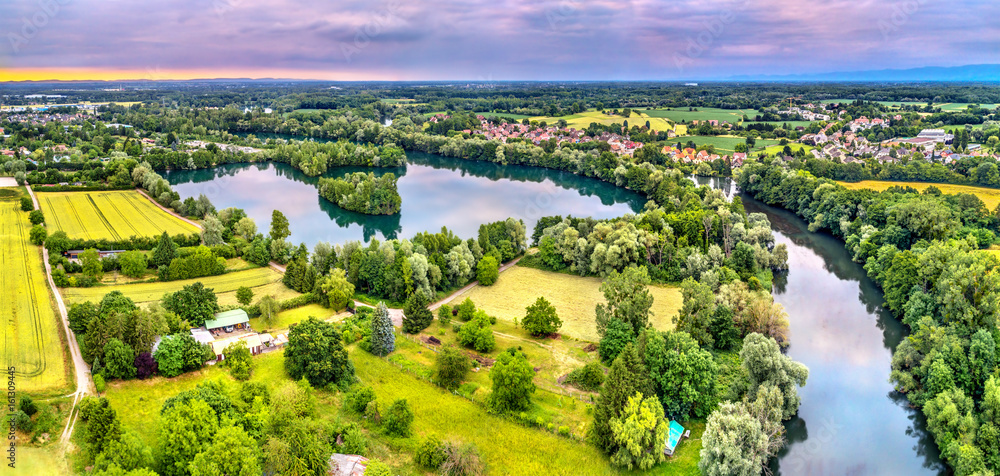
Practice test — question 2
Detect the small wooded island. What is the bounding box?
[318,171,402,215]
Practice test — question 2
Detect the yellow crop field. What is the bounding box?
[62,267,300,306]
[0,196,69,394]
[838,180,1000,210]
[37,190,199,241]
[529,110,679,134]
[447,266,682,342]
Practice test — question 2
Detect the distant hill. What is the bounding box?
[728,64,1000,82]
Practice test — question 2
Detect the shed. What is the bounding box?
[664,420,686,456]
[190,328,215,345]
[204,309,249,332]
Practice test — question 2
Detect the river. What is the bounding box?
[163,152,646,248]
[691,176,945,476]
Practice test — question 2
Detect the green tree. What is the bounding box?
[81,248,103,279]
[675,277,716,347]
[520,296,562,337]
[594,343,653,453]
[29,225,46,245]
[487,348,535,413]
[20,196,33,211]
[476,255,499,285]
[699,386,785,476]
[458,310,496,353]
[103,338,136,380]
[83,397,121,455]
[740,333,809,420]
[222,342,253,381]
[435,346,471,390]
[369,302,396,356]
[383,399,414,437]
[234,217,256,239]
[609,392,668,470]
[256,295,280,328]
[154,334,207,378]
[150,232,178,268]
[319,268,354,309]
[235,286,254,306]
[402,290,433,334]
[364,460,392,476]
[159,400,219,476]
[163,282,219,327]
[201,214,224,246]
[643,330,718,420]
[189,425,261,476]
[596,265,654,337]
[284,317,355,387]
[119,250,148,278]
[269,209,290,242]
[93,431,152,473]
[456,298,477,321]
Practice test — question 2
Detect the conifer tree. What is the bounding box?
[370,302,396,356]
[593,343,653,453]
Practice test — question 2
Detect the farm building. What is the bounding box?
[211,333,263,360]
[664,420,688,456]
[204,309,250,333]
[189,328,215,345]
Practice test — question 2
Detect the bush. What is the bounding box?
[364,460,392,476]
[134,352,157,379]
[564,362,605,391]
[236,286,254,306]
[521,296,562,337]
[20,196,33,211]
[456,298,477,322]
[476,256,499,285]
[222,342,253,380]
[29,225,47,245]
[18,395,37,417]
[487,348,535,414]
[344,385,377,413]
[441,442,485,476]
[364,400,381,423]
[383,399,414,437]
[28,209,44,225]
[457,310,495,353]
[14,411,32,434]
[94,374,106,393]
[339,423,367,455]
[415,435,448,469]
[437,304,452,325]
[436,346,472,390]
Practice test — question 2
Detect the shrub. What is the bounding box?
[344,385,377,414]
[383,399,414,437]
[14,411,32,434]
[339,423,366,455]
[565,362,605,391]
[20,196,33,211]
[521,296,562,337]
[134,352,157,379]
[456,298,476,322]
[476,256,499,285]
[236,286,254,306]
[415,435,448,469]
[441,442,485,476]
[94,374,106,393]
[437,304,452,325]
[487,348,536,414]
[436,346,472,390]
[222,342,253,380]
[364,400,381,423]
[457,310,495,353]
[364,460,392,476]
[29,225,47,245]
[18,396,37,417]
[28,209,44,225]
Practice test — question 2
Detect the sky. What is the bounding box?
[0,0,998,81]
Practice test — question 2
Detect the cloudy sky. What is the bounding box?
[0,0,998,81]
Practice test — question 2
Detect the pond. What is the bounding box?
[690,176,945,476]
[163,152,647,247]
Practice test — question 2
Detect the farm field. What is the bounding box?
[37,190,200,241]
[639,107,759,124]
[763,143,815,155]
[936,103,998,111]
[0,192,69,394]
[446,265,682,342]
[674,135,781,153]
[61,266,299,306]
[529,110,678,133]
[837,180,1000,210]
[751,120,815,129]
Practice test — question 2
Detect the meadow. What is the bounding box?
[37,190,199,241]
[0,192,69,394]
[672,135,781,153]
[445,266,682,342]
[61,266,299,306]
[837,180,1000,210]
[638,107,759,124]
[763,143,815,156]
[247,303,345,332]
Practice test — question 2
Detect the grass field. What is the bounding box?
[529,110,678,133]
[37,190,199,241]
[248,303,346,332]
[838,180,1000,210]
[0,195,69,394]
[446,266,682,342]
[61,266,299,306]
[639,107,759,124]
[10,446,71,476]
[673,135,781,153]
[763,143,815,156]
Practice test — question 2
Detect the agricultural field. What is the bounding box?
[935,103,999,111]
[446,266,682,342]
[751,120,815,129]
[763,143,816,155]
[838,180,1000,210]
[37,190,200,241]
[529,110,678,133]
[673,135,781,153]
[61,266,299,306]
[639,107,759,124]
[0,190,69,394]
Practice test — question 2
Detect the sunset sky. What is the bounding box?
[1,0,998,81]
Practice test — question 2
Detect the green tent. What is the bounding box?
[664,420,685,456]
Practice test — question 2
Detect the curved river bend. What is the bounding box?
[694,176,945,476]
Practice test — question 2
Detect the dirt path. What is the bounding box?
[134,187,203,230]
[27,185,91,445]
[269,261,287,273]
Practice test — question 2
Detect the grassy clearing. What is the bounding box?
[10,446,71,476]
[838,180,1000,210]
[668,135,780,154]
[61,266,299,306]
[763,143,816,155]
[248,303,346,333]
[446,266,682,342]
[1,196,69,393]
[37,190,199,241]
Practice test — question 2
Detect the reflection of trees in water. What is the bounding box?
[406,152,646,211]
[891,390,949,474]
[317,195,401,241]
[768,416,808,476]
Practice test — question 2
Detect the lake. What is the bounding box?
[691,176,945,476]
[163,152,647,247]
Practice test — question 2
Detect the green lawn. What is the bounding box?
[670,135,781,153]
[248,303,346,334]
[638,108,759,124]
[763,143,815,156]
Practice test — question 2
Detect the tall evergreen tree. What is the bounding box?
[150,232,177,268]
[370,302,396,356]
[402,291,433,334]
[593,343,653,454]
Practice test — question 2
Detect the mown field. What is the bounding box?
[673,135,781,153]
[446,266,682,342]
[37,190,199,241]
[100,347,701,476]
[61,266,299,306]
[763,143,815,155]
[838,180,1000,210]
[639,107,759,124]
[247,303,346,332]
[0,192,69,394]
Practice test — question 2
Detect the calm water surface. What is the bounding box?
[691,176,945,475]
[163,152,646,247]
